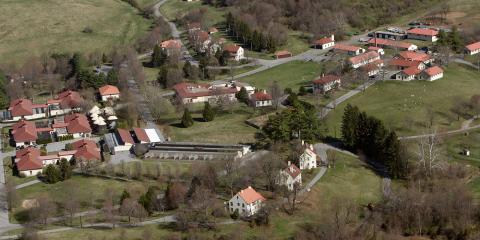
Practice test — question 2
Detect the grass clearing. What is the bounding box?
[323,64,480,137]
[160,0,225,27]
[0,0,151,64]
[161,103,258,144]
[238,61,334,90]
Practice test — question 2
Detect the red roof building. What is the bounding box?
[368,38,418,51]
[466,41,480,55]
[173,82,238,104]
[223,44,240,54]
[349,51,381,68]
[133,127,150,143]
[238,186,266,204]
[333,44,364,55]
[274,50,292,59]
[15,147,42,171]
[313,35,335,49]
[389,58,425,70]
[312,75,341,93]
[72,139,101,161]
[48,90,83,109]
[11,119,37,143]
[161,39,182,50]
[117,128,135,145]
[9,99,33,117]
[99,85,120,96]
[420,66,444,81]
[64,113,92,134]
[407,28,439,42]
[398,51,432,63]
[250,91,273,107]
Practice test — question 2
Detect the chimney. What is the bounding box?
[262,89,267,94]
[331,34,335,41]
[322,73,325,77]
[301,140,305,146]
[309,144,314,151]
[287,161,291,166]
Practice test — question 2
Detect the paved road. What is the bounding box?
[398,123,480,140]
[15,180,40,190]
[0,137,21,234]
[454,58,480,70]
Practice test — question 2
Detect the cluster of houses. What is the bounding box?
[8,85,123,178]
[390,51,444,81]
[370,27,439,43]
[228,141,323,217]
[173,81,273,108]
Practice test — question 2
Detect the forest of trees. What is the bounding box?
[341,104,408,179]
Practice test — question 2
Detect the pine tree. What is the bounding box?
[71,53,86,77]
[106,69,118,85]
[448,26,463,53]
[59,159,72,181]
[102,53,108,63]
[181,108,194,128]
[44,165,60,184]
[202,102,215,122]
[298,86,307,96]
[235,87,249,104]
[383,131,406,179]
[151,45,167,67]
[183,60,192,79]
[341,104,359,149]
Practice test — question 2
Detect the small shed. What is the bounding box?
[275,50,292,59]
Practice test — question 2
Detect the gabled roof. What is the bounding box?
[224,44,241,53]
[48,90,83,109]
[407,28,439,36]
[196,31,210,42]
[12,119,37,142]
[9,99,33,117]
[133,127,150,143]
[389,58,424,68]
[16,147,42,171]
[466,41,480,51]
[117,128,135,145]
[161,39,182,49]
[424,66,443,76]
[64,113,92,134]
[72,139,101,161]
[312,75,341,84]
[368,38,416,49]
[402,66,422,76]
[398,51,431,62]
[99,85,120,96]
[274,50,292,56]
[333,44,362,52]
[173,82,238,99]
[349,51,380,65]
[315,37,334,45]
[283,163,301,179]
[251,91,272,101]
[237,186,266,204]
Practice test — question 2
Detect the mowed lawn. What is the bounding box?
[161,103,258,144]
[239,61,330,90]
[0,0,151,64]
[323,64,480,137]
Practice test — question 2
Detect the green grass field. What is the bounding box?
[323,64,480,137]
[159,0,225,27]
[162,103,258,144]
[0,0,151,64]
[238,61,335,90]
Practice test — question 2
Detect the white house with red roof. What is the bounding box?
[5,99,47,122]
[299,142,320,170]
[99,85,120,102]
[419,66,444,81]
[71,139,101,163]
[250,90,272,108]
[349,51,381,69]
[313,35,335,49]
[312,74,341,93]
[223,44,244,61]
[228,186,266,217]
[368,38,418,51]
[173,82,238,104]
[277,162,302,191]
[47,90,83,117]
[389,58,426,71]
[465,41,480,55]
[333,44,365,56]
[160,39,182,56]
[367,46,385,55]
[398,51,433,64]
[407,28,439,42]
[11,120,38,148]
[53,113,92,139]
[14,147,76,177]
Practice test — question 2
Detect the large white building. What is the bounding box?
[407,28,439,42]
[173,82,238,104]
[312,75,341,94]
[228,186,266,217]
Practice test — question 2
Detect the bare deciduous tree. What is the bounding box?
[416,130,443,178]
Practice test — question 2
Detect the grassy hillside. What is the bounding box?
[0,0,151,64]
[323,64,480,137]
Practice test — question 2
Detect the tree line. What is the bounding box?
[341,104,408,179]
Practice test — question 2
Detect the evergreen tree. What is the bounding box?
[181,108,194,128]
[138,187,156,215]
[71,53,86,77]
[341,104,360,149]
[59,159,72,181]
[183,60,192,79]
[157,66,168,87]
[102,53,108,63]
[298,86,307,96]
[106,69,119,85]
[151,45,167,67]
[235,87,249,104]
[448,26,463,53]
[44,164,60,184]
[0,69,8,108]
[437,30,448,46]
[383,131,407,179]
[202,102,215,122]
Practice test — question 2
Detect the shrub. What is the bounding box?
[82,27,93,34]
